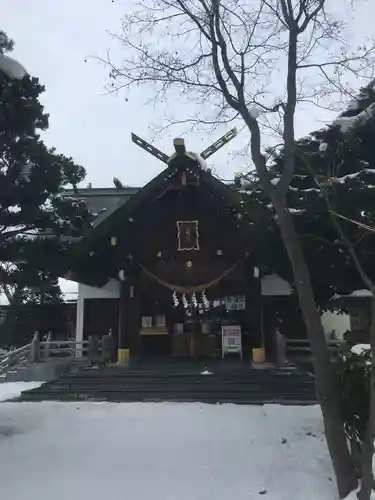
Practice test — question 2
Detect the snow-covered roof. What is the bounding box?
[351,343,371,355]
[334,289,372,299]
[186,152,208,170]
[167,151,209,170]
[63,187,139,228]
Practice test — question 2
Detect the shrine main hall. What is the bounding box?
[64,132,299,364]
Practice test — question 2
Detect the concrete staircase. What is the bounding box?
[17,362,317,405]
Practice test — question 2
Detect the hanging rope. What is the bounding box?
[139,260,241,294]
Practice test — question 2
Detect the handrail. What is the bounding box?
[286,338,344,345]
[0,332,114,379]
[286,337,344,355]
[41,340,91,347]
[0,342,33,377]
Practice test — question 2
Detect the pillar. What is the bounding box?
[118,278,140,364]
[75,284,85,358]
[245,262,265,363]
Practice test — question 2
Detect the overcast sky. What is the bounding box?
[2,0,375,297]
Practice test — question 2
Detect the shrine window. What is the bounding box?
[177,220,199,251]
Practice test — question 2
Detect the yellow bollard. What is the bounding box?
[252,347,266,364]
[117,348,130,365]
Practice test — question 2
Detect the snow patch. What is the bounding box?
[0,381,43,402]
[344,486,375,500]
[288,208,305,214]
[333,102,375,133]
[336,168,375,184]
[0,402,336,500]
[249,107,260,119]
[200,370,213,375]
[319,142,328,152]
[333,289,372,300]
[7,205,21,213]
[0,55,28,80]
[238,189,253,196]
[347,99,360,111]
[270,177,280,186]
[346,289,372,298]
[186,151,208,170]
[289,186,320,194]
[351,344,371,355]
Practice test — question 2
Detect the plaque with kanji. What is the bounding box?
[177,220,199,251]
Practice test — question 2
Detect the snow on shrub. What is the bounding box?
[334,345,371,447]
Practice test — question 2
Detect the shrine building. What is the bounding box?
[63,132,302,364]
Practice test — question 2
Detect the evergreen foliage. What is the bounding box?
[240,79,375,307]
[0,32,93,310]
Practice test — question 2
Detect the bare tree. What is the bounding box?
[104,1,375,496]
[308,141,375,499]
[327,209,375,500]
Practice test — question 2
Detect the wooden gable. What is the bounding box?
[66,152,250,287]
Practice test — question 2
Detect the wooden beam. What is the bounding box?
[200,128,237,160]
[131,133,169,164]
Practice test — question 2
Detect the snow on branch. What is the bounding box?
[288,208,305,214]
[333,102,375,133]
[334,168,375,184]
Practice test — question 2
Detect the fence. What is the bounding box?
[0,331,115,379]
[285,337,344,357]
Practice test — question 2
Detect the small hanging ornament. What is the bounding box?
[202,290,210,310]
[192,292,198,309]
[182,293,189,309]
[172,291,179,308]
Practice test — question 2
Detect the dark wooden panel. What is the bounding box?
[83,298,119,343]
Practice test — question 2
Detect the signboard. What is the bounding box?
[221,325,242,359]
[141,316,152,328]
[225,295,246,311]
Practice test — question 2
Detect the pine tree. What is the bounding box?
[241,79,375,306]
[0,32,93,317]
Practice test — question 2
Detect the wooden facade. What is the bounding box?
[67,146,296,362]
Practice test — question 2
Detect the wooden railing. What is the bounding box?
[0,342,34,378]
[286,337,344,356]
[0,332,115,379]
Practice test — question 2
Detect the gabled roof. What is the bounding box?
[64,186,140,228]
[69,154,243,255]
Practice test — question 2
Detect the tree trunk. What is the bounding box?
[274,199,358,498]
[358,296,375,500]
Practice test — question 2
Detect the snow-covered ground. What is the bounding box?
[0,401,338,500]
[0,381,43,402]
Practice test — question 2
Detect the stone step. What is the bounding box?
[60,372,313,382]
[19,390,316,404]
[16,364,317,405]
[64,375,308,382]
[35,385,315,397]
[21,384,315,394]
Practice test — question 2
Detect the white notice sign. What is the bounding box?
[221,325,242,359]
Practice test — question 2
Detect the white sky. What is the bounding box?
[1,0,375,297]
